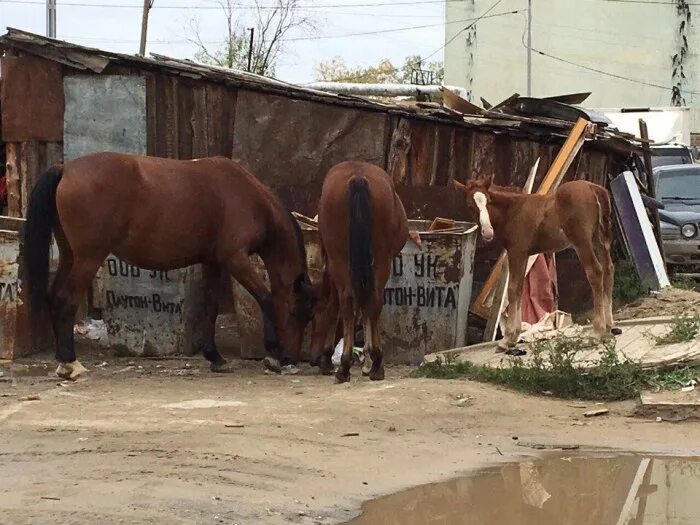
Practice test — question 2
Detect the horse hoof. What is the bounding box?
[56,360,88,381]
[335,370,350,384]
[610,327,622,336]
[316,355,334,376]
[504,347,527,357]
[369,368,385,381]
[210,360,235,373]
[262,357,282,374]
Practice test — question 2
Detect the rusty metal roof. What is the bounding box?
[0,28,639,149]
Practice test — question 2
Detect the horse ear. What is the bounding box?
[452,180,466,192]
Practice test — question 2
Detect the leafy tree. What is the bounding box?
[315,55,444,84]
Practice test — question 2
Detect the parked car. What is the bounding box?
[650,144,694,169]
[653,164,700,277]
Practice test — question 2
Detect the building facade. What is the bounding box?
[444,0,699,140]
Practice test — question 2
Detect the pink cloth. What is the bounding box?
[520,253,558,324]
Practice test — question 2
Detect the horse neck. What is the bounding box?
[486,190,519,230]
[261,212,306,292]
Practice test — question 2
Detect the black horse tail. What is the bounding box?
[24,165,63,325]
[347,176,374,309]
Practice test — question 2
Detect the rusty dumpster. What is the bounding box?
[97,256,209,356]
[0,216,54,359]
[231,219,479,364]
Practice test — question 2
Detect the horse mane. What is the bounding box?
[252,174,308,277]
[490,184,525,194]
[287,210,309,275]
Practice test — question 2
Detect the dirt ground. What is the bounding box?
[2,350,699,524]
[615,286,700,320]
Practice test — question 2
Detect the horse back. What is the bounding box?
[56,152,272,268]
[319,161,408,255]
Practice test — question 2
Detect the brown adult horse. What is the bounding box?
[453,177,615,350]
[309,161,408,383]
[24,152,314,379]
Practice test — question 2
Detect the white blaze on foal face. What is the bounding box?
[473,191,494,241]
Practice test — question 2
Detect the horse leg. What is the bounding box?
[498,252,527,351]
[319,286,339,375]
[310,282,339,375]
[225,252,286,371]
[335,295,355,384]
[594,241,615,333]
[366,310,385,381]
[365,261,390,380]
[361,317,372,376]
[52,256,104,380]
[575,243,606,338]
[199,264,233,373]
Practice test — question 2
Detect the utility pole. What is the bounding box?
[139,0,153,57]
[526,0,532,96]
[46,0,57,38]
[247,28,254,72]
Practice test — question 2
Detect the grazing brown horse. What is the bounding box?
[453,177,615,349]
[24,152,313,379]
[309,161,408,383]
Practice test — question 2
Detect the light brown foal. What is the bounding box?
[453,178,615,349]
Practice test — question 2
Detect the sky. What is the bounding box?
[0,0,447,84]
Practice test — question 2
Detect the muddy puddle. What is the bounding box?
[348,455,700,525]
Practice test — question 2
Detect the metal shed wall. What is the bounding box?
[1,50,627,317]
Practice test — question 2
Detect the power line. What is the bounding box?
[286,10,523,42]
[40,10,525,45]
[423,0,508,61]
[587,0,700,5]
[532,47,700,96]
[2,0,473,9]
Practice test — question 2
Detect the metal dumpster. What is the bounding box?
[97,256,208,356]
[0,216,54,359]
[231,219,479,364]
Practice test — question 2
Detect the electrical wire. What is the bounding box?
[532,47,700,96]
[422,0,507,62]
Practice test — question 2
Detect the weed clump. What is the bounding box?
[413,335,698,401]
[652,314,700,346]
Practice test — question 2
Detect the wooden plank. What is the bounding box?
[408,120,434,186]
[19,141,39,218]
[145,73,158,157]
[536,117,590,194]
[191,84,208,158]
[5,143,22,218]
[441,87,484,115]
[387,119,411,185]
[432,126,452,186]
[177,81,195,160]
[482,260,509,342]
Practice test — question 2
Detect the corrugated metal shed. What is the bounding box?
[0,28,642,319]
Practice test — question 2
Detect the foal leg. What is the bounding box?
[225,252,287,372]
[335,296,355,384]
[498,252,527,352]
[52,256,104,380]
[199,264,233,373]
[575,243,606,339]
[594,242,616,333]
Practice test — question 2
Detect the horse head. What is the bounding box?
[452,176,495,242]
